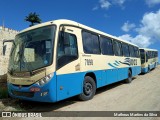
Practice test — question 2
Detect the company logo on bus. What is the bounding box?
[120,58,137,66]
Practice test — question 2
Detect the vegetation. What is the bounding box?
[25,12,42,26]
[0,86,8,99]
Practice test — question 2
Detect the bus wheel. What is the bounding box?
[78,76,96,101]
[125,70,132,83]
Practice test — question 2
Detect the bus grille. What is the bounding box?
[11,90,34,98]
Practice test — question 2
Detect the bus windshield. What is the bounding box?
[9,25,56,73]
[140,49,145,64]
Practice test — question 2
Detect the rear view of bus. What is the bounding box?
[140,48,158,73]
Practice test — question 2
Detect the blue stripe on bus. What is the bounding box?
[115,60,120,64]
[113,63,119,66]
[8,66,141,102]
[108,63,118,68]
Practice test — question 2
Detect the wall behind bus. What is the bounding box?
[0,26,19,82]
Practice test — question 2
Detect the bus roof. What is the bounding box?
[140,48,158,52]
[20,19,138,47]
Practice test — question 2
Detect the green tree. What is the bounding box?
[25,12,41,26]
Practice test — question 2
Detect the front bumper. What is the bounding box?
[7,73,57,103]
[141,67,148,73]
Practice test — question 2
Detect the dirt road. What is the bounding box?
[1,66,160,120]
[29,66,160,112]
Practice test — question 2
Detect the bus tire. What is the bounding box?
[78,76,96,101]
[125,70,132,83]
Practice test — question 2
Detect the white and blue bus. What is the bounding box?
[7,19,141,102]
[140,48,158,73]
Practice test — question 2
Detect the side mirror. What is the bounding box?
[60,26,70,46]
[3,39,14,56]
[63,33,70,45]
[3,45,7,56]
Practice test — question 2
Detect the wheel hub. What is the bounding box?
[84,82,92,95]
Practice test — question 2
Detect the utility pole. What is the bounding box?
[2,18,5,29]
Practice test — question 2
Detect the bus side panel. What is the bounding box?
[56,72,83,101]
[106,69,118,85]
[86,70,103,88]
[118,67,128,81]
[105,67,129,85]
[131,66,141,76]
[56,70,102,101]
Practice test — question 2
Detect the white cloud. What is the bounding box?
[133,35,152,47]
[119,9,160,48]
[118,34,133,42]
[92,6,99,11]
[93,0,126,11]
[138,10,160,40]
[99,0,111,9]
[113,0,126,6]
[119,34,152,48]
[145,0,160,7]
[121,21,136,32]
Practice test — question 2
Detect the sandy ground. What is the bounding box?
[0,66,160,120]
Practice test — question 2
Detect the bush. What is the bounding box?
[0,86,8,99]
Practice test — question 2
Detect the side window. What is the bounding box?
[148,51,151,59]
[118,42,123,56]
[100,36,114,55]
[147,51,149,59]
[153,51,155,57]
[113,40,123,56]
[146,51,149,60]
[150,51,152,58]
[129,45,135,57]
[156,51,158,57]
[152,51,154,58]
[134,47,139,58]
[57,32,78,68]
[82,31,100,54]
[157,51,158,57]
[122,43,130,57]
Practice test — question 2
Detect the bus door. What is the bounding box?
[56,26,82,101]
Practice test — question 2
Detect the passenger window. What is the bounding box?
[57,32,78,68]
[113,41,123,56]
[82,31,100,54]
[134,47,139,58]
[148,51,150,59]
[100,36,114,55]
[122,43,130,57]
[129,45,135,57]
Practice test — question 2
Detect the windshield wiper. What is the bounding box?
[21,42,34,75]
[22,54,34,75]
[10,50,21,74]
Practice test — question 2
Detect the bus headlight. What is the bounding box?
[36,73,54,86]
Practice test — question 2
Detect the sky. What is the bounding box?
[0,0,160,61]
